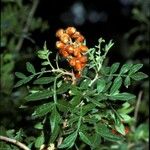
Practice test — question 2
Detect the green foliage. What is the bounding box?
[0,53,15,94]
[11,38,148,149]
[0,2,49,149]
[1,0,48,51]
[95,123,124,141]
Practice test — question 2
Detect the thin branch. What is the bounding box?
[134,91,143,123]
[15,0,39,52]
[88,72,98,86]
[0,136,30,150]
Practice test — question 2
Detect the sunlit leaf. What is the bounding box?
[130,72,148,81]
[34,122,43,130]
[110,62,120,74]
[110,76,122,94]
[97,78,106,93]
[109,92,136,101]
[59,131,77,149]
[115,122,125,135]
[25,90,53,101]
[95,123,124,142]
[50,107,61,133]
[129,64,143,75]
[41,61,49,66]
[79,132,91,146]
[35,135,44,148]
[120,63,133,74]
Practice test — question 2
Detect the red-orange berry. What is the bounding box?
[74,62,82,71]
[65,45,74,54]
[125,126,129,135]
[80,63,86,70]
[56,29,65,37]
[60,33,70,44]
[72,31,81,39]
[80,45,88,52]
[56,41,65,49]
[66,27,76,35]
[56,27,89,76]
[76,36,84,42]
[75,72,81,78]
[69,57,76,66]
[78,56,87,63]
[73,48,81,57]
[61,49,69,58]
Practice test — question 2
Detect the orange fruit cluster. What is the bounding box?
[111,126,130,136]
[56,27,88,76]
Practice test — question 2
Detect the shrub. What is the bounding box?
[0,27,148,150]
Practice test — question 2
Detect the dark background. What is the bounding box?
[33,0,137,62]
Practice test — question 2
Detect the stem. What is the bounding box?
[53,74,62,103]
[55,53,60,69]
[45,53,76,82]
[0,136,30,150]
[89,72,99,86]
[77,106,83,131]
[105,74,127,77]
[110,105,122,120]
[47,53,55,70]
[15,0,39,52]
[28,68,75,81]
[134,91,143,124]
[75,144,80,150]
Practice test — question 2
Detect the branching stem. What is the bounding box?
[0,136,30,150]
[15,0,39,52]
[134,91,143,123]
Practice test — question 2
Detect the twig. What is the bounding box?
[134,91,143,123]
[88,72,98,86]
[15,0,39,52]
[0,135,30,150]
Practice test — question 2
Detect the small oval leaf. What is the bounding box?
[97,79,106,93]
[26,62,36,74]
[120,63,133,74]
[25,90,53,101]
[15,72,26,79]
[32,102,54,118]
[79,132,91,146]
[110,63,120,74]
[129,64,143,75]
[59,131,77,149]
[124,76,131,88]
[110,76,122,95]
[109,92,136,101]
[33,77,55,84]
[35,135,44,148]
[130,72,148,81]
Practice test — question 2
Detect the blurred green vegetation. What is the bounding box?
[0,0,48,130]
